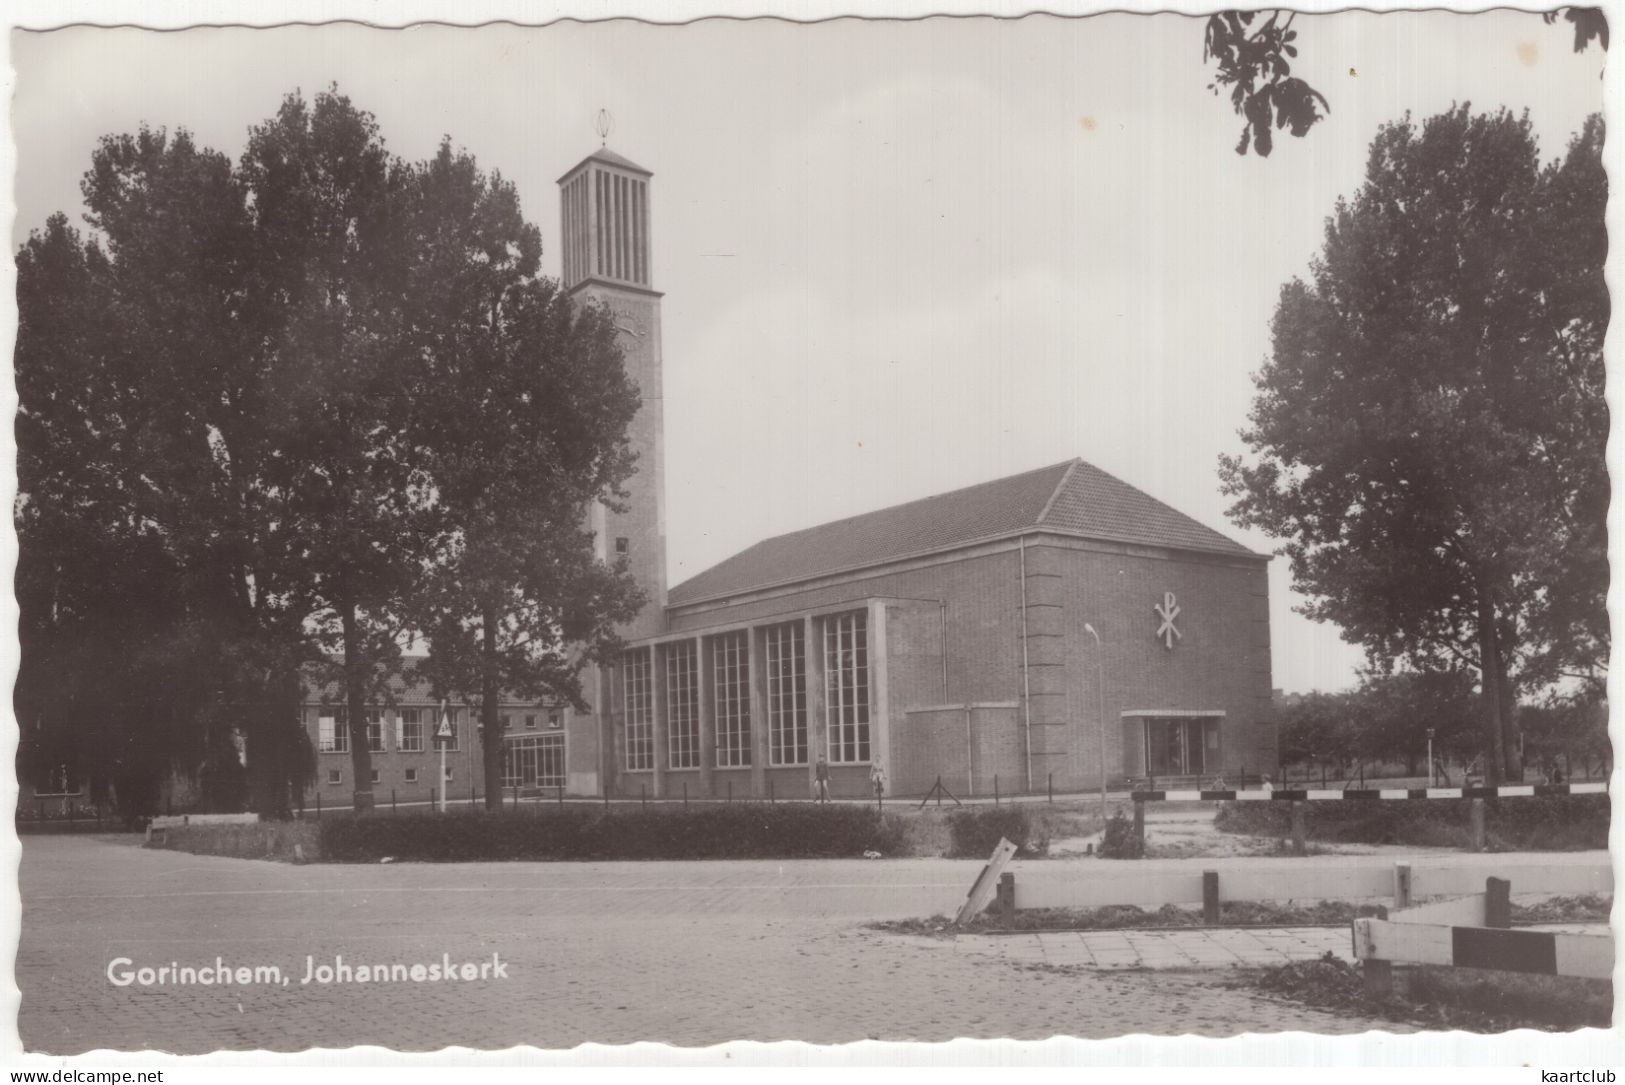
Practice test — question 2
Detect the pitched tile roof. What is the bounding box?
[667,458,1260,606]
[300,659,554,709]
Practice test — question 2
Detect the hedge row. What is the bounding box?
[317,804,910,862]
[945,806,1049,858]
[1213,794,1609,851]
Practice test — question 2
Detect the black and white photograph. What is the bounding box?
[4,0,1617,1067]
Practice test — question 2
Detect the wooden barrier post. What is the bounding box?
[1048,773,1053,804]
[1132,799,1146,858]
[683,781,688,808]
[1202,870,1220,924]
[1485,877,1512,929]
[558,785,564,805]
[1290,801,1307,856]
[1364,957,1394,998]
[1469,799,1486,850]
[997,872,1016,922]
[1393,862,1412,910]
[994,775,1000,805]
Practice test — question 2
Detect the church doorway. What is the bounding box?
[1122,712,1225,780]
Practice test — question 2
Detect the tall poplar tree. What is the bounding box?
[400,144,643,807]
[238,90,433,811]
[1220,109,1607,784]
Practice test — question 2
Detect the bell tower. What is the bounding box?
[558,135,667,641]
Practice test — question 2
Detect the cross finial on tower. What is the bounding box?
[595,109,613,147]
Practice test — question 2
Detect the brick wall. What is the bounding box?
[1027,535,1274,789]
[579,287,667,642]
[300,704,490,810]
[895,704,1020,797]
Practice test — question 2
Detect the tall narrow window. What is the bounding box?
[824,612,871,763]
[713,631,751,767]
[596,170,608,276]
[623,649,654,771]
[616,175,627,280]
[667,641,701,769]
[634,180,647,284]
[538,732,566,789]
[765,622,807,766]
[318,711,347,753]
[399,709,424,753]
[366,708,385,752]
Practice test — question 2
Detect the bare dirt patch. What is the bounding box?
[1210,952,1612,1032]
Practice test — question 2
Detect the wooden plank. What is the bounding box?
[1015,863,1393,910]
[1412,863,1611,899]
[1011,859,1610,912]
[1221,864,1393,903]
[1391,894,1485,927]
[1555,931,1616,980]
[954,837,1018,926]
[1356,918,1613,979]
[1453,927,1556,975]
[1353,917,1455,967]
[150,813,260,829]
[1016,870,1207,910]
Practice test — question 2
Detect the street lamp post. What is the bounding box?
[1083,623,1107,818]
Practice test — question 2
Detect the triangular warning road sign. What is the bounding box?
[436,702,453,740]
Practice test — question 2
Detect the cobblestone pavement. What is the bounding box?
[19,835,1410,1054]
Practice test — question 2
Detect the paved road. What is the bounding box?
[19,835,1416,1053]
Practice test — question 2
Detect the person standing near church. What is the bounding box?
[814,757,831,803]
[870,759,887,804]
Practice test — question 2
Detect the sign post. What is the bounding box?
[435,702,453,813]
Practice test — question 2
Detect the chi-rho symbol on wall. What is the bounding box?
[1154,592,1182,649]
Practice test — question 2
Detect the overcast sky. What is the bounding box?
[10,13,1606,693]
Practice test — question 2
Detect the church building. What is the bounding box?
[563,142,1277,801]
[299,139,1276,806]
